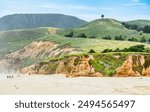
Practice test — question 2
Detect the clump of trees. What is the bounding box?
[122,22,150,33]
[65,32,97,38]
[115,35,125,41]
[102,45,146,53]
[143,25,150,33]
[102,36,112,40]
[65,32,74,37]
[65,32,87,38]
[128,37,138,42]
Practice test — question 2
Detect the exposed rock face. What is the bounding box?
[21,55,103,77]
[116,55,150,77]
[0,41,78,72]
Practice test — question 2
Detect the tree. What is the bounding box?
[143,25,150,33]
[101,14,104,19]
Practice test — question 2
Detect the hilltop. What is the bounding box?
[0,14,87,31]
[60,18,150,41]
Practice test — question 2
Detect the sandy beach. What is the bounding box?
[0,74,150,95]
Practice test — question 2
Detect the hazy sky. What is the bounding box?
[0,0,150,21]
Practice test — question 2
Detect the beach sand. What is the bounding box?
[0,74,150,95]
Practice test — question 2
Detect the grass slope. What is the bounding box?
[1,27,150,59]
[60,18,150,40]
[41,35,150,52]
[126,20,150,27]
[0,14,87,31]
[0,27,59,58]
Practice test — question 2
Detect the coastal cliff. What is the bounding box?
[21,54,150,77]
[116,54,150,76]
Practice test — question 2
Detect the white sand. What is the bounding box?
[0,74,150,95]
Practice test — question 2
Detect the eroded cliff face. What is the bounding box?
[21,54,150,77]
[0,41,78,72]
[21,55,103,77]
[116,54,150,77]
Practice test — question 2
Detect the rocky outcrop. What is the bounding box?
[116,54,150,77]
[21,55,103,77]
[0,41,78,72]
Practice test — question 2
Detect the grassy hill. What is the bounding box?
[0,27,59,58]
[0,14,87,31]
[1,27,150,73]
[1,27,150,59]
[60,18,150,41]
[125,20,150,27]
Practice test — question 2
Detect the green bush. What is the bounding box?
[102,45,146,53]
[77,33,87,38]
[88,49,96,53]
[128,37,138,42]
[102,49,113,53]
[65,32,74,37]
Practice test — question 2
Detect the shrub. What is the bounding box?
[114,48,121,52]
[126,45,145,52]
[102,36,112,40]
[65,32,74,37]
[128,37,138,42]
[102,49,113,53]
[115,35,124,41]
[102,45,145,53]
[77,33,87,38]
[88,49,96,53]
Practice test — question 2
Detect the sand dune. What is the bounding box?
[0,74,150,95]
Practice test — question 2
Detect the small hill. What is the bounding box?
[125,20,150,27]
[60,18,150,40]
[0,14,87,31]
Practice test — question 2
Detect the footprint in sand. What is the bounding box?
[14,85,19,89]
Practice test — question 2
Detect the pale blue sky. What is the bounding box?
[0,0,150,21]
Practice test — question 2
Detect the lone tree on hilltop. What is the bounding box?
[101,14,104,19]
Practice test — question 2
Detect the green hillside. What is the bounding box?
[1,27,150,59]
[0,14,87,31]
[0,27,59,58]
[60,18,150,41]
[125,20,150,27]
[42,35,150,52]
